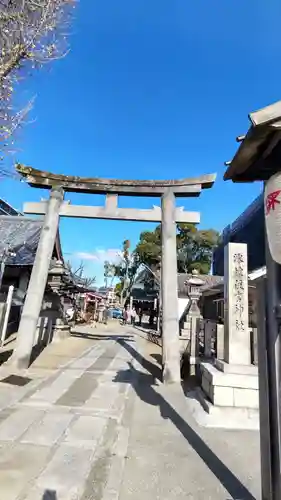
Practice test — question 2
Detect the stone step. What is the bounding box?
[201,362,259,389]
[200,361,259,410]
[190,388,260,430]
[180,328,190,339]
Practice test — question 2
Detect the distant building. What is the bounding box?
[98,286,116,306]
[0,213,63,337]
[212,194,265,275]
[130,265,223,322]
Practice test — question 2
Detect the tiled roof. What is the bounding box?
[133,265,160,290]
[0,216,43,265]
[0,198,22,216]
[132,267,223,297]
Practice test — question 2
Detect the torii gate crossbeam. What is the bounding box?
[23,199,200,223]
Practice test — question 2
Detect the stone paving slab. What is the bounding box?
[25,444,95,500]
[0,443,50,500]
[101,427,130,500]
[20,412,74,446]
[0,327,261,499]
[121,336,260,500]
[0,407,45,441]
[55,372,99,407]
[64,415,107,448]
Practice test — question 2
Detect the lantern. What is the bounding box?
[264,172,281,264]
[184,270,204,315]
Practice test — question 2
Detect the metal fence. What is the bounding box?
[200,319,258,365]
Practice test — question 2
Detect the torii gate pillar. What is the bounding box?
[11,187,64,369]
[161,189,180,383]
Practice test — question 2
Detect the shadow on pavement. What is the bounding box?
[71,332,134,342]
[42,490,57,499]
[117,338,162,382]
[150,352,162,365]
[0,348,13,366]
[0,341,53,367]
[115,338,255,500]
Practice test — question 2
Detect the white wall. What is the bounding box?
[178,297,190,320]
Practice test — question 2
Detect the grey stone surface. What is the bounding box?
[161,189,181,383]
[0,407,44,441]
[29,444,94,500]
[216,324,224,360]
[68,354,101,370]
[190,388,259,430]
[20,412,74,446]
[224,242,250,365]
[12,187,64,369]
[64,415,107,448]
[29,369,86,404]
[56,372,99,407]
[0,327,261,499]
[25,199,201,223]
[101,427,130,500]
[0,443,50,500]
[83,379,121,413]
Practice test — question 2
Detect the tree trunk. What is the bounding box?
[0,47,26,80]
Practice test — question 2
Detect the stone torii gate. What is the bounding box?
[12,165,216,383]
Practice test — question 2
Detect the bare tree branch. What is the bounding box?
[66,260,96,289]
[0,0,75,172]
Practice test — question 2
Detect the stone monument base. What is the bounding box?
[187,387,259,430]
[201,359,259,408]
[52,322,71,342]
[35,315,71,345]
[193,359,259,429]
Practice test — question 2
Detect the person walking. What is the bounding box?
[138,307,143,326]
[98,300,105,323]
[122,306,127,325]
[103,305,109,325]
[131,307,136,326]
[126,305,131,325]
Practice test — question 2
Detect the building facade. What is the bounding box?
[212,193,265,275]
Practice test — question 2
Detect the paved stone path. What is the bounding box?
[0,326,261,499]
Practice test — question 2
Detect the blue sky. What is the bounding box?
[1,0,281,285]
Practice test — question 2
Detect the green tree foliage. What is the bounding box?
[114,281,122,298]
[177,223,220,274]
[135,225,161,271]
[103,260,116,288]
[135,223,220,275]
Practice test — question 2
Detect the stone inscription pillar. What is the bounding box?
[12,186,64,369]
[224,242,250,365]
[161,188,180,383]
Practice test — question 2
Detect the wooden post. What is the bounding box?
[1,285,14,346]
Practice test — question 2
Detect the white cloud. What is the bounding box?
[75,252,98,261]
[74,248,122,264]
